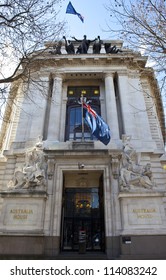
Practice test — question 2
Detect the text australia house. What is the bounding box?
[0,38,166,259]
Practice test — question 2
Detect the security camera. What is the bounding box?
[78,163,84,169]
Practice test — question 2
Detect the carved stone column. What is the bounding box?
[47,74,63,142]
[59,83,67,142]
[117,71,132,135]
[104,73,119,139]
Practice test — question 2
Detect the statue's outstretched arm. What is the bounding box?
[71,37,80,42]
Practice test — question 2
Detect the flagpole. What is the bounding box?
[81,94,84,141]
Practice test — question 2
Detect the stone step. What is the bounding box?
[55,252,108,260]
[0,252,108,260]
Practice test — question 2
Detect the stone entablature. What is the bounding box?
[30,53,147,71]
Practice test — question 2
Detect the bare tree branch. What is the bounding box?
[0,0,67,121]
[105,0,166,96]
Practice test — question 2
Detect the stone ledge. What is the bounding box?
[118,191,166,198]
[72,141,94,150]
[0,190,47,198]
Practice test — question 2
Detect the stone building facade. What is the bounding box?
[0,38,166,259]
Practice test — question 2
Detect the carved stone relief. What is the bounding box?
[47,159,55,180]
[119,135,155,191]
[111,154,121,179]
[8,137,48,190]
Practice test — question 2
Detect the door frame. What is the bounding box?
[50,164,111,253]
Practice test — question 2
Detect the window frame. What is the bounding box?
[65,86,100,141]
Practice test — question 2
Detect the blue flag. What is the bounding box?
[83,103,111,145]
[66,2,84,23]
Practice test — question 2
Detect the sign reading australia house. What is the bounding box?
[4,204,38,226]
[0,200,44,231]
[128,204,162,225]
[9,208,34,221]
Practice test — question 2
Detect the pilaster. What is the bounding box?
[47,74,63,142]
[117,71,131,135]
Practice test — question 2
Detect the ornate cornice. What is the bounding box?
[28,51,147,71]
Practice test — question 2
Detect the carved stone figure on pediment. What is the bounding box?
[119,136,154,191]
[8,137,47,190]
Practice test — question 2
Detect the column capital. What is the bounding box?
[104,72,115,79]
[116,70,128,76]
[52,73,64,80]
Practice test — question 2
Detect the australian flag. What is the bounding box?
[83,103,111,145]
[66,2,84,23]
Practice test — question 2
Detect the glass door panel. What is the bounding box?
[62,187,105,251]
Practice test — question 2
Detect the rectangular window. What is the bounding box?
[65,86,100,141]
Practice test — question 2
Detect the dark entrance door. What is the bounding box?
[61,185,105,251]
